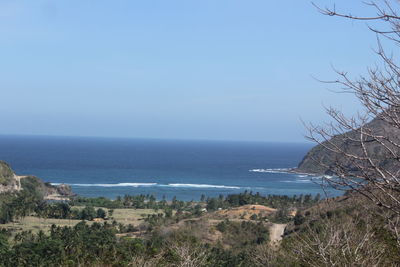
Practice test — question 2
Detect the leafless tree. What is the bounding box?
[306,0,400,243]
[287,217,387,267]
[250,243,282,267]
[169,242,208,267]
[128,255,161,267]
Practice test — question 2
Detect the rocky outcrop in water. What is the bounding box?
[44,183,74,200]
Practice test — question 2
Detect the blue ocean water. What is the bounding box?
[0,135,339,200]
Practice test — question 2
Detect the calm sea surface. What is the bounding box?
[0,135,340,200]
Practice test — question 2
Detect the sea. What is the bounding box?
[0,135,341,201]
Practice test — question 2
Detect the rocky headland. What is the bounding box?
[0,160,73,200]
[294,117,400,175]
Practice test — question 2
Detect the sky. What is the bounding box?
[0,0,390,142]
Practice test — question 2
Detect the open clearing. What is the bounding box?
[107,207,158,224]
[0,208,158,234]
[269,223,287,245]
[216,204,276,220]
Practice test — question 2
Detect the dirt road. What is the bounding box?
[269,223,286,245]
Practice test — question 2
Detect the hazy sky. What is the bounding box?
[0,1,387,142]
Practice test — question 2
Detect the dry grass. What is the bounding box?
[0,216,82,234]
[108,208,157,225]
[216,204,276,220]
[0,207,158,234]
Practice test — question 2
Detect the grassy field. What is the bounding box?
[0,216,81,233]
[0,208,159,234]
[108,207,159,225]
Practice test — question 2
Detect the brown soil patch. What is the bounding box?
[216,205,276,220]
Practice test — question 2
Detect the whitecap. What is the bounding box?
[249,168,292,174]
[166,183,241,189]
[281,179,311,183]
[65,183,158,187]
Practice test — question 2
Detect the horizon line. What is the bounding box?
[0,133,313,145]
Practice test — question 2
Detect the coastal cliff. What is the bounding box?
[295,117,400,175]
[0,161,21,193]
[0,160,73,199]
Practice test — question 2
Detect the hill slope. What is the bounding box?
[295,117,400,175]
[0,161,20,193]
[0,160,73,199]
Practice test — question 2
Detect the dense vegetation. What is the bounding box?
[70,191,319,212]
[0,180,325,267]
[205,191,320,210]
[0,220,269,266]
[0,161,14,186]
[1,192,398,266]
[0,176,45,224]
[0,169,398,266]
[1,179,400,266]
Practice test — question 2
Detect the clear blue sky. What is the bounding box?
[0,0,385,142]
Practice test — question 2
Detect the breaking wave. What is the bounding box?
[165,184,241,189]
[249,168,293,174]
[52,182,241,189]
[281,179,312,183]
[297,175,309,178]
[52,182,157,187]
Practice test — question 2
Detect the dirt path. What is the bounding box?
[14,175,27,191]
[269,223,287,245]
